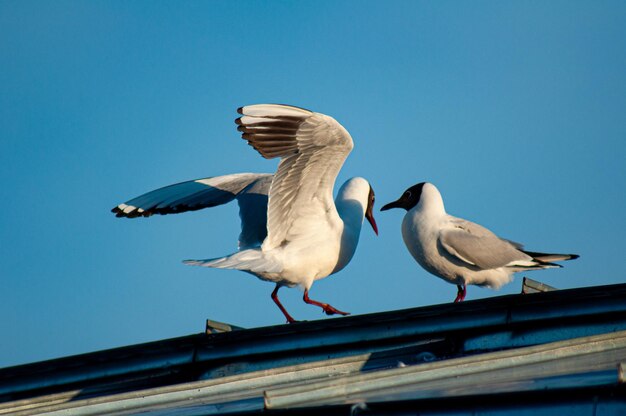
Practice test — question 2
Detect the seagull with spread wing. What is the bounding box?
[381,182,577,302]
[113,104,378,323]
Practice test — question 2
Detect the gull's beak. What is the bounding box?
[366,209,378,235]
[380,199,403,211]
[365,186,379,235]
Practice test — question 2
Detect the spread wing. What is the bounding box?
[111,173,273,248]
[439,218,533,269]
[236,104,354,250]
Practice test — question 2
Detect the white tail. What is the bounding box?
[183,249,282,274]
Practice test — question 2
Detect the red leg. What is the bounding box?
[303,289,350,316]
[454,284,466,303]
[271,285,297,324]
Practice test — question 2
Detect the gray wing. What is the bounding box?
[439,218,533,269]
[231,174,272,248]
[112,173,273,249]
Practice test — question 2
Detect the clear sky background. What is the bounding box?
[1,1,625,368]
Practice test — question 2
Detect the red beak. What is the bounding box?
[366,210,378,236]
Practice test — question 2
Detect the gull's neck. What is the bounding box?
[412,183,447,219]
[335,177,369,230]
[332,178,369,273]
[336,197,365,233]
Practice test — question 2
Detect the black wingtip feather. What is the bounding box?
[522,250,580,263]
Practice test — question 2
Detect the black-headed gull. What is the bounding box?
[381,182,578,302]
[113,104,378,323]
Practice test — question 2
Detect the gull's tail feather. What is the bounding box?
[183,249,282,274]
[507,251,578,272]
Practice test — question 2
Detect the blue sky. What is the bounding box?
[1,1,625,368]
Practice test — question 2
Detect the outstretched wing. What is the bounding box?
[111,173,272,248]
[439,218,533,269]
[237,104,354,250]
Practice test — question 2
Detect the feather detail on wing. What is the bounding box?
[111,173,273,248]
[439,219,534,269]
[237,104,354,250]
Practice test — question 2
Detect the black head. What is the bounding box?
[380,182,426,212]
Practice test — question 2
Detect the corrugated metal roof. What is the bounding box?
[1,282,626,415]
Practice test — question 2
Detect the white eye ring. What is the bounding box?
[405,191,412,198]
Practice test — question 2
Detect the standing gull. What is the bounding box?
[381,182,577,302]
[113,104,378,323]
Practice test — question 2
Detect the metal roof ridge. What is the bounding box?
[264,329,626,409]
[2,282,626,405]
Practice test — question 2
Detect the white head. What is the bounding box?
[336,177,378,235]
[380,182,445,215]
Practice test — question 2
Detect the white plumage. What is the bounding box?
[113,104,378,322]
[381,182,578,302]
